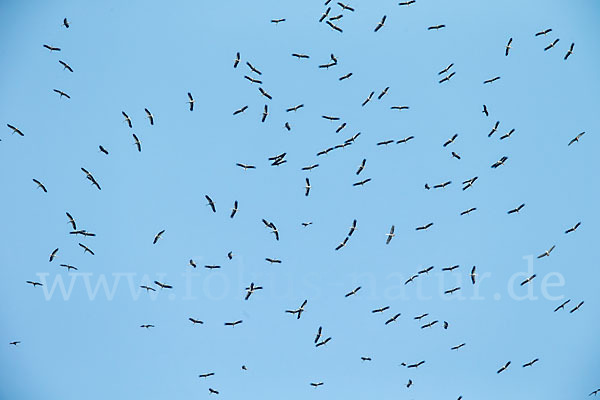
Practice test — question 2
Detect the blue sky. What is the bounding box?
[1,0,599,398]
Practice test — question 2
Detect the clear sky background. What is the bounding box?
[1,0,598,399]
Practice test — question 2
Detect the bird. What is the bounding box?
[144,108,154,125]
[154,281,172,289]
[62,17,70,28]
[187,92,194,111]
[261,105,269,122]
[229,201,238,219]
[153,230,165,244]
[319,7,331,22]
[132,134,141,152]
[443,134,458,147]
[497,361,511,374]
[286,104,304,112]
[189,259,197,268]
[378,86,389,99]
[385,313,401,325]
[205,195,216,212]
[58,60,73,72]
[421,320,438,329]
[78,243,95,255]
[451,343,466,351]
[271,18,285,24]
[304,178,311,196]
[554,299,571,312]
[140,285,155,292]
[310,382,324,388]
[439,72,456,83]
[204,264,221,269]
[60,264,78,271]
[537,245,555,259]
[361,357,372,361]
[569,301,584,313]
[99,145,109,155]
[291,53,310,60]
[355,159,366,175]
[140,324,154,329]
[49,248,59,262]
[406,379,413,388]
[33,179,47,193]
[339,72,353,81]
[397,136,414,144]
[564,42,575,60]
[347,220,358,237]
[233,105,248,115]
[428,24,445,30]
[233,52,240,68]
[520,274,537,286]
[500,129,515,140]
[565,222,581,234]
[391,105,409,111]
[258,87,272,100]
[505,37,513,56]
[523,358,539,368]
[362,92,374,106]
[377,140,394,146]
[314,327,323,343]
[245,282,263,300]
[9,341,21,346]
[208,388,219,395]
[491,156,508,168]
[236,163,256,171]
[470,266,477,284]
[224,320,243,327]
[286,300,307,319]
[198,372,214,378]
[399,0,416,5]
[26,281,43,287]
[568,132,585,146]
[482,104,489,116]
[406,361,425,368]
[53,89,70,99]
[438,63,454,75]
[372,306,390,313]
[434,181,451,189]
[483,76,500,84]
[443,265,459,272]
[189,318,204,324]
[544,38,559,51]
[507,203,525,214]
[265,258,281,264]
[244,75,262,84]
[345,286,361,297]
[535,28,552,36]
[374,15,386,32]
[337,2,354,11]
[488,121,500,137]
[43,44,61,52]
[460,207,477,216]
[6,124,24,136]
[326,20,343,32]
[353,178,371,186]
[315,337,332,347]
[416,222,433,231]
[302,164,319,171]
[462,177,478,191]
[385,225,395,244]
[122,111,132,128]
[445,287,461,294]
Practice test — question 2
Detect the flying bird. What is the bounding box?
[305,178,311,196]
[187,92,194,111]
[535,28,552,36]
[416,222,433,231]
[122,111,132,128]
[234,52,240,68]
[144,108,154,125]
[53,89,70,99]
[428,24,445,30]
[153,230,165,244]
[482,104,489,116]
[154,281,172,289]
[443,134,458,147]
[565,222,581,234]
[26,281,43,287]
[544,38,559,51]
[345,286,361,297]
[43,44,61,52]
[568,132,585,146]
[78,243,95,255]
[483,76,500,84]
[205,195,216,212]
[497,361,511,374]
[569,301,584,313]
[470,266,477,284]
[7,124,24,136]
[507,203,525,214]
[554,299,571,312]
[132,134,141,152]
[520,274,537,286]
[537,245,555,259]
[523,359,539,368]
[189,318,204,324]
[286,300,307,319]
[49,248,59,262]
[385,225,395,244]
[230,201,238,218]
[505,37,513,56]
[33,179,47,193]
[374,15,386,32]
[491,156,508,168]
[58,60,73,72]
[564,42,575,60]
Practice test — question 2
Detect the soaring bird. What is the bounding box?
[391,105,409,111]
[236,163,256,171]
[443,134,458,147]
[385,313,401,325]
[258,87,272,100]
[245,282,263,300]
[319,7,331,22]
[9,341,21,346]
[198,372,214,378]
[553,299,571,312]
[438,63,454,75]
[261,105,268,122]
[99,145,109,155]
[434,181,451,189]
[339,72,353,81]
[488,121,500,137]
[153,230,165,244]
[565,222,581,234]
[374,15,386,32]
[271,18,285,24]
[233,105,248,115]
[286,104,304,112]
[483,76,500,84]
[26,281,43,287]
[79,243,95,255]
[154,280,173,289]
[205,195,216,212]
[53,89,70,99]
[500,129,515,140]
[544,38,559,51]
[462,177,478,190]
[497,361,511,374]
[353,178,371,186]
[491,156,508,168]
[43,44,61,52]
[537,245,555,259]
[310,382,324,388]
[535,28,552,36]
[564,42,575,60]
[187,92,194,111]
[140,285,155,292]
[122,111,132,128]
[470,266,477,284]
[60,264,78,271]
[428,24,445,30]
[372,306,390,313]
[305,178,311,196]
[378,86,389,99]
[523,358,539,368]
[505,37,513,56]
[460,207,477,216]
[443,265,459,272]
[189,259,197,268]
[7,124,24,136]
[520,274,537,286]
[189,318,204,324]
[406,361,425,368]
[445,287,461,294]
[62,18,70,28]
[132,134,141,152]
[49,248,59,262]
[397,136,414,144]
[244,75,262,84]
[345,286,361,297]
[482,104,489,116]
[33,179,47,193]
[208,388,219,394]
[451,343,466,351]
[230,201,238,218]
[356,159,366,175]
[568,132,585,146]
[399,0,416,5]
[569,301,584,313]
[140,324,154,329]
[362,92,374,106]
[385,225,395,244]
[416,222,433,231]
[233,52,240,68]
[507,203,525,214]
[144,108,154,125]
[337,2,355,11]
[59,60,73,72]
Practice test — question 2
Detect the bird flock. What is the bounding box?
[4,2,596,399]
